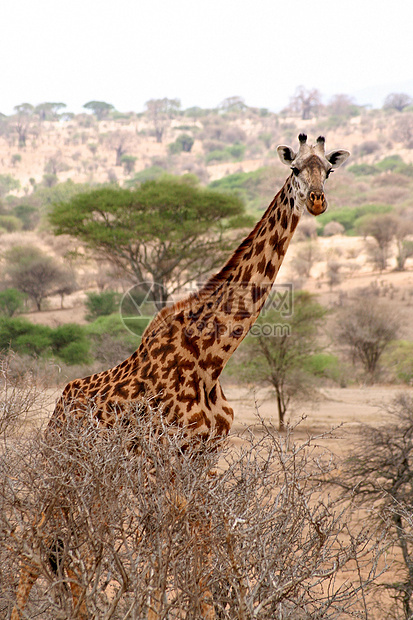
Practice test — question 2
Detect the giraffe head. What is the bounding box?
[277,134,350,215]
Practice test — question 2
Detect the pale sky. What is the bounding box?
[2,0,413,115]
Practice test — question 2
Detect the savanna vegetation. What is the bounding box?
[1,89,413,618]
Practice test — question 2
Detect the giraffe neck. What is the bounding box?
[145,175,302,386]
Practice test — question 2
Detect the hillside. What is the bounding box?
[1,98,413,376]
[1,100,413,195]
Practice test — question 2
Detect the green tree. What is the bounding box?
[233,291,326,430]
[42,173,58,188]
[83,101,114,120]
[0,317,90,363]
[53,269,78,309]
[0,215,22,232]
[49,176,252,309]
[11,153,21,166]
[168,133,194,154]
[0,316,53,356]
[35,102,67,121]
[85,291,120,321]
[50,323,90,365]
[23,180,88,212]
[11,204,40,230]
[394,218,413,270]
[0,174,20,198]
[121,154,137,175]
[0,288,26,317]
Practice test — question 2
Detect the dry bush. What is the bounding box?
[329,394,413,619]
[199,118,247,144]
[0,389,386,617]
[368,186,410,205]
[392,114,413,148]
[373,172,410,187]
[323,221,345,237]
[291,240,321,279]
[295,216,318,240]
[335,295,402,381]
[326,260,343,290]
[356,140,381,156]
[0,352,53,438]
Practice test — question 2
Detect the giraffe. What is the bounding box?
[11,134,349,619]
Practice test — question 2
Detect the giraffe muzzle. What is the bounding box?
[307,191,327,216]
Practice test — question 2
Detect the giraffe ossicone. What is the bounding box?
[11,134,349,620]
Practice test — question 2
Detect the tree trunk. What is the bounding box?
[115,146,125,166]
[155,128,163,143]
[275,387,285,432]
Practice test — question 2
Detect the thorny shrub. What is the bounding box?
[0,367,387,619]
[330,393,413,620]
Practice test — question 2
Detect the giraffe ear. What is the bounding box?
[326,149,350,169]
[277,145,297,166]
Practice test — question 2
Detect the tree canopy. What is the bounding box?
[4,246,71,311]
[145,98,181,142]
[336,295,401,380]
[83,101,114,120]
[49,176,252,309]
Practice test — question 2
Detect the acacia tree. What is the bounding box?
[233,291,326,430]
[358,213,399,271]
[335,295,401,381]
[384,92,413,112]
[290,240,320,279]
[105,130,134,166]
[145,98,181,142]
[34,102,67,122]
[394,217,413,270]
[219,96,247,112]
[83,101,114,120]
[0,289,26,317]
[288,86,322,120]
[4,246,71,311]
[328,94,358,117]
[12,103,34,147]
[393,113,413,147]
[49,176,252,309]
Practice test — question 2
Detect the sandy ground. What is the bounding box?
[224,383,410,456]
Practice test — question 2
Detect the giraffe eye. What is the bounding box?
[291,167,300,176]
[326,168,334,179]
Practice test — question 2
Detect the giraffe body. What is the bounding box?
[11,135,349,619]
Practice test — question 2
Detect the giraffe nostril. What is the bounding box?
[310,191,323,202]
